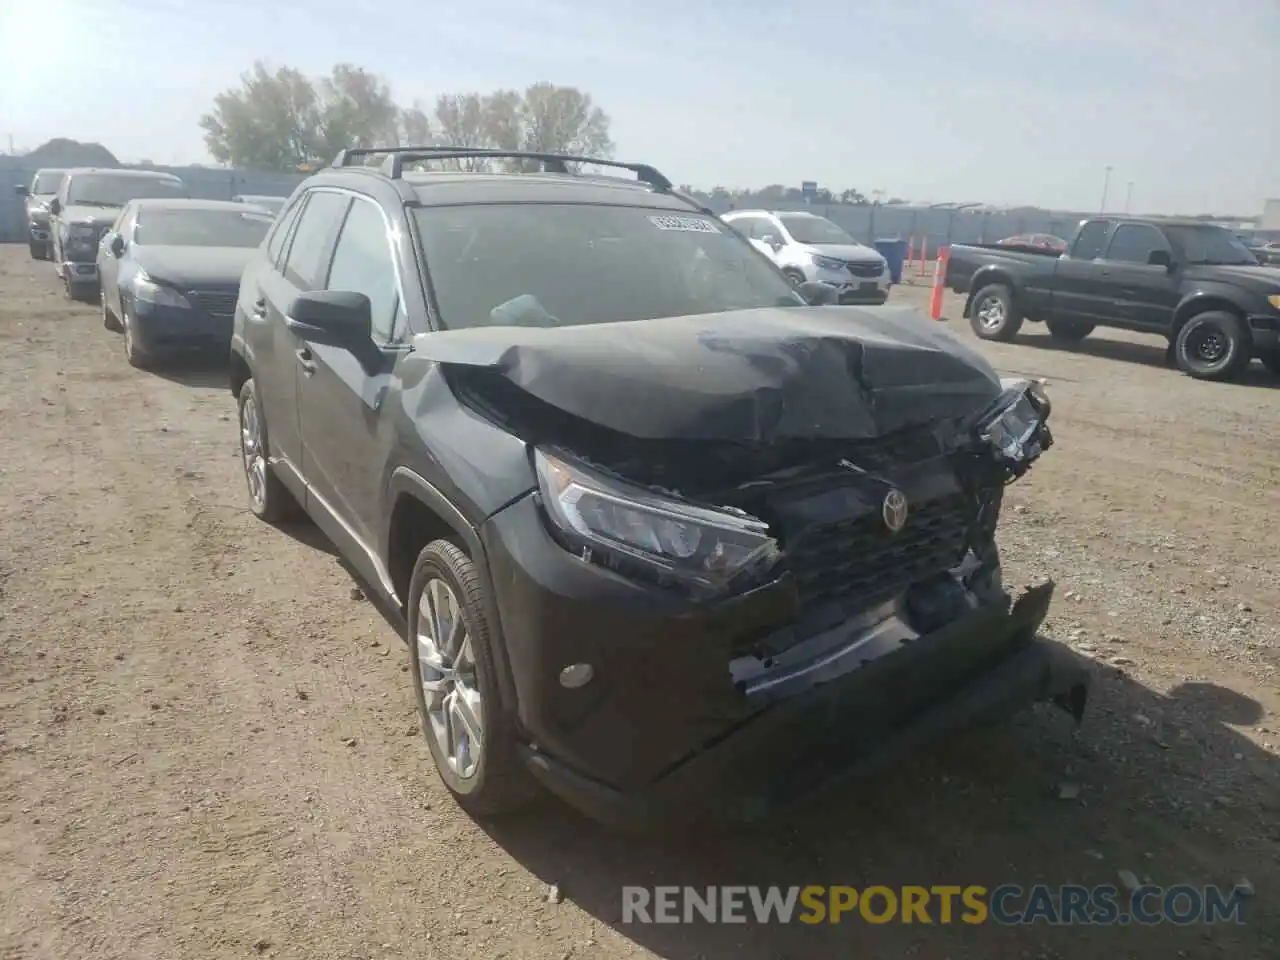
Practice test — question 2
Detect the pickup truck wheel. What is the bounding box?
[969,284,1023,341]
[1044,319,1094,343]
[236,378,304,522]
[1173,311,1252,382]
[408,539,536,817]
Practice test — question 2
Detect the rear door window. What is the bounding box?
[283,191,351,290]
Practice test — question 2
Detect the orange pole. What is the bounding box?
[929,246,950,320]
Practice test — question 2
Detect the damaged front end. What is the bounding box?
[412,308,1086,823]
[527,377,1058,701]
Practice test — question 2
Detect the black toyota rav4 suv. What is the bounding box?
[230,146,1091,828]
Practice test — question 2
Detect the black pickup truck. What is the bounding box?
[946,217,1280,381]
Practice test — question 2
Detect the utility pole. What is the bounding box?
[1099,165,1113,213]
[1124,181,1134,213]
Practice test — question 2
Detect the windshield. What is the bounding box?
[413,203,802,330]
[67,174,187,207]
[1164,225,1258,266]
[778,215,856,245]
[33,172,64,194]
[134,208,273,248]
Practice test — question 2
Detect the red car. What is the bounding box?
[996,233,1068,255]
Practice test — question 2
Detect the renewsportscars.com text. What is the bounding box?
[621,884,1248,926]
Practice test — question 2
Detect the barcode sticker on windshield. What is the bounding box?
[648,215,721,234]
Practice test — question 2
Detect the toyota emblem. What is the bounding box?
[882,489,909,533]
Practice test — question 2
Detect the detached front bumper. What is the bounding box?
[482,493,1092,829]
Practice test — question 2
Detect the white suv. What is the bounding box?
[722,209,890,304]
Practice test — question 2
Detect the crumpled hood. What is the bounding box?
[409,305,1004,442]
[800,242,885,263]
[132,246,255,286]
[26,197,54,222]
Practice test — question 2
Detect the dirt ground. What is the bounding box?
[1,244,1278,960]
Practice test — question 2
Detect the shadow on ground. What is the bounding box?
[145,354,231,389]
[476,671,1279,959]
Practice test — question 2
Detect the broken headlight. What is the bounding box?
[975,378,1053,478]
[534,447,780,598]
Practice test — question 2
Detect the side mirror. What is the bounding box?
[110,235,125,257]
[1147,249,1172,269]
[760,234,782,249]
[797,280,839,306]
[48,198,61,216]
[285,290,372,349]
[14,184,29,197]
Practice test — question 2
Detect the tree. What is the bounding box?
[200,63,327,170]
[201,66,615,174]
[517,82,613,167]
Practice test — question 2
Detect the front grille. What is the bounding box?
[845,260,883,279]
[787,491,973,613]
[189,289,239,318]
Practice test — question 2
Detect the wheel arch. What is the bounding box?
[1171,295,1248,343]
[386,468,520,715]
[963,267,1020,317]
[229,334,253,399]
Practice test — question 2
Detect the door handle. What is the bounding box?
[295,346,317,376]
[251,297,267,319]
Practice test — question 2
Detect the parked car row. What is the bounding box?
[946,216,1280,382]
[17,147,1090,829]
[14,167,287,365]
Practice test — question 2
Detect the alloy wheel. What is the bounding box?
[977,297,1006,331]
[416,577,484,779]
[239,393,268,511]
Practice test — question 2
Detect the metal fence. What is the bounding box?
[0,157,307,243]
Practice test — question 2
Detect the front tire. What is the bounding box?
[29,239,48,261]
[236,378,303,523]
[121,305,153,370]
[101,289,121,332]
[408,539,535,817]
[1044,318,1094,343]
[969,283,1023,341]
[1173,310,1252,382]
[782,268,806,288]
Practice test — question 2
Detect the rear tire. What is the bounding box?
[237,378,304,523]
[408,539,536,817]
[1044,318,1094,343]
[969,283,1023,341]
[1173,310,1252,382]
[66,280,96,303]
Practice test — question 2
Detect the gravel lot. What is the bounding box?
[2,244,1278,960]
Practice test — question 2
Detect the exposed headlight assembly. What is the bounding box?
[535,448,780,598]
[133,274,191,309]
[975,378,1053,480]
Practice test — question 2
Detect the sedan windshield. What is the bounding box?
[34,172,64,194]
[413,203,801,330]
[777,215,856,245]
[67,174,187,207]
[1164,225,1258,266]
[134,208,273,247]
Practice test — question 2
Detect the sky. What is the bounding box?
[2,0,1276,215]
